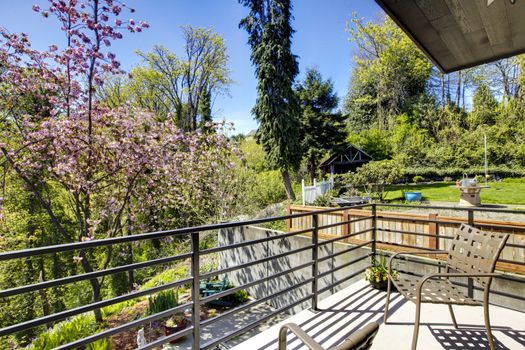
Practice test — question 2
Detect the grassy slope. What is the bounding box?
[385,181,525,205]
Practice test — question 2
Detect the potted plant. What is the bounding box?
[365,255,398,291]
[164,314,190,343]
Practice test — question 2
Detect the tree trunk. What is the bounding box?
[282,169,295,201]
[309,157,317,184]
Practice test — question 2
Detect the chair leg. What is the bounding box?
[484,302,496,350]
[448,304,458,329]
[411,300,421,350]
[383,278,392,324]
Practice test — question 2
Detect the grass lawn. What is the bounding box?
[385,181,525,205]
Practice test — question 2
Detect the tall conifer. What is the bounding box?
[239,0,302,200]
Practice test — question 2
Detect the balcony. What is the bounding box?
[0,204,523,349]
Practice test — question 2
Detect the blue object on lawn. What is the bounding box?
[404,191,422,202]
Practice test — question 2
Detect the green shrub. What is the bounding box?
[341,160,403,201]
[147,289,179,316]
[220,285,250,305]
[29,314,110,350]
[502,177,525,183]
[250,170,287,208]
[412,175,424,183]
[404,166,525,179]
[312,192,333,207]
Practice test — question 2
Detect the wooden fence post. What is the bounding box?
[342,209,350,237]
[428,213,439,250]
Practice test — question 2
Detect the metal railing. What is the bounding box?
[2,203,524,349]
[0,204,375,349]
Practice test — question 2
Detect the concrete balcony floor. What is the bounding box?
[232,280,525,350]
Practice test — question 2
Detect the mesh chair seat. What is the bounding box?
[392,274,482,306]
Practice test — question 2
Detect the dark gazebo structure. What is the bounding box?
[319,144,373,177]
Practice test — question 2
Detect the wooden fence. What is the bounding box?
[287,204,525,275]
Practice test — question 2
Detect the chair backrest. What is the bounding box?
[446,224,509,286]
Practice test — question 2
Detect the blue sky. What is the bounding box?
[0,0,384,134]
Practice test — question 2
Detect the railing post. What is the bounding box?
[371,204,377,258]
[467,210,474,298]
[311,214,319,311]
[191,232,200,349]
[287,203,292,232]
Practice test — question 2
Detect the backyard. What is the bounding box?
[385,179,525,206]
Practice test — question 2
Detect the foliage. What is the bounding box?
[0,2,243,340]
[412,176,424,183]
[312,192,334,207]
[126,27,230,130]
[344,14,432,131]
[341,160,403,201]
[296,67,346,182]
[365,255,397,284]
[347,128,392,160]
[147,289,179,316]
[239,0,303,200]
[28,314,110,350]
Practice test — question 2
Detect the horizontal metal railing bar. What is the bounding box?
[505,243,525,248]
[376,215,464,226]
[317,266,370,295]
[375,240,436,251]
[377,227,454,239]
[202,293,313,350]
[318,241,373,263]
[200,244,315,280]
[318,253,373,279]
[474,222,525,233]
[0,252,192,299]
[376,203,525,215]
[377,215,525,235]
[0,204,372,262]
[54,302,192,350]
[499,259,525,266]
[201,277,314,327]
[0,277,192,337]
[137,327,194,350]
[316,216,372,231]
[201,261,314,304]
[318,228,374,246]
[200,227,314,255]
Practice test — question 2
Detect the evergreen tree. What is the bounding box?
[296,68,346,182]
[239,0,303,200]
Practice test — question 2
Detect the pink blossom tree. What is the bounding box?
[0,0,240,324]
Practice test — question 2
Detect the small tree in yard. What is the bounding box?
[342,160,403,201]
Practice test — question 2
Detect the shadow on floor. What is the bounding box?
[255,286,407,350]
[428,326,511,350]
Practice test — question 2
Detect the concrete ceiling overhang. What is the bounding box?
[374,0,525,73]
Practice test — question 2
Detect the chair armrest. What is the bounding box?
[416,272,501,295]
[332,322,380,350]
[278,323,324,350]
[387,250,447,277]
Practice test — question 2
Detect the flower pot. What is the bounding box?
[164,319,189,344]
[369,280,389,291]
[404,191,422,202]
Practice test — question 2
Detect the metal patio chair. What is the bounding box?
[278,321,379,350]
[383,223,509,350]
